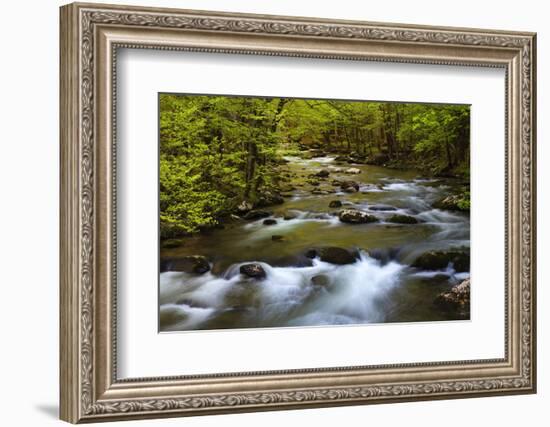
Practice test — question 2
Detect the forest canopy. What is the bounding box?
[159,94,470,238]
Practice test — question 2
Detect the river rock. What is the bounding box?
[339,209,378,224]
[271,235,284,241]
[236,200,253,213]
[315,169,330,178]
[434,278,470,318]
[243,210,272,220]
[240,263,266,279]
[306,247,358,265]
[329,200,343,208]
[312,188,330,195]
[256,191,284,207]
[334,155,349,162]
[340,180,360,193]
[433,194,468,211]
[331,179,342,186]
[163,256,210,274]
[331,167,345,173]
[387,214,418,224]
[366,153,389,165]
[283,210,299,220]
[307,179,320,186]
[345,167,361,174]
[263,218,277,225]
[368,204,397,211]
[412,250,469,272]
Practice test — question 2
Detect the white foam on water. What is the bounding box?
[161,252,407,329]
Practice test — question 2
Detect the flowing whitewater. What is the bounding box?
[160,154,470,331]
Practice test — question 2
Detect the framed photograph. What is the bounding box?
[60,2,537,423]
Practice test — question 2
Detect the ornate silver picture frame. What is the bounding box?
[60,2,536,423]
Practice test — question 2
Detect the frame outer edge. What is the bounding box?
[60,3,81,424]
[529,33,537,393]
[60,2,537,422]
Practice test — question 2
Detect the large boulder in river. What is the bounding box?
[329,200,343,208]
[305,247,358,265]
[339,209,378,224]
[434,278,470,318]
[240,263,266,279]
[163,256,210,274]
[387,214,418,224]
[340,180,360,193]
[412,250,469,272]
[263,218,277,225]
[243,210,272,220]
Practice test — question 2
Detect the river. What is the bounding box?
[160,153,470,331]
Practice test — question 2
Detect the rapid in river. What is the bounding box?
[160,153,470,332]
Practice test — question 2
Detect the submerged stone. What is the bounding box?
[368,204,397,211]
[387,214,418,224]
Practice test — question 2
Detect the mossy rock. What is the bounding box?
[433,194,469,211]
[412,250,469,272]
[339,209,378,224]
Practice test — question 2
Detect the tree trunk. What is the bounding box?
[244,141,258,198]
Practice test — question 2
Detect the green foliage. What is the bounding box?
[159,94,287,237]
